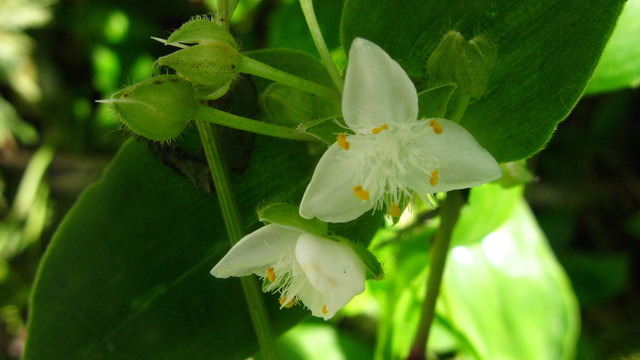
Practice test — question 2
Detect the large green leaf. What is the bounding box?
[341,0,625,162]
[23,138,318,360]
[585,0,640,94]
[439,199,580,359]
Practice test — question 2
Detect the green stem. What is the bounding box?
[408,191,464,360]
[238,55,340,99]
[299,0,344,93]
[195,104,315,141]
[216,0,230,27]
[195,121,281,360]
[199,3,280,359]
[449,94,470,123]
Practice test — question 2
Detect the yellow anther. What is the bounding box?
[430,170,439,186]
[267,267,276,283]
[429,119,443,134]
[322,304,329,314]
[353,185,370,200]
[390,202,402,218]
[372,123,388,134]
[279,296,296,308]
[337,133,350,150]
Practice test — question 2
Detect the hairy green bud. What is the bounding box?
[427,31,497,98]
[104,75,196,141]
[157,42,240,87]
[166,18,236,48]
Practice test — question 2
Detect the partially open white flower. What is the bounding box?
[210,224,366,320]
[299,38,502,223]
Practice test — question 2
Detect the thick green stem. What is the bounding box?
[196,121,281,360]
[449,94,470,123]
[238,55,340,100]
[299,0,344,93]
[197,3,280,359]
[408,191,464,360]
[195,104,315,141]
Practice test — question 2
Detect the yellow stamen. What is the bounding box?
[429,119,443,134]
[322,304,328,314]
[430,170,439,186]
[279,296,296,308]
[267,267,276,283]
[337,133,350,150]
[390,202,402,217]
[371,123,388,134]
[353,185,370,200]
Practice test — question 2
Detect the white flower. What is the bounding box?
[299,38,502,223]
[210,224,366,320]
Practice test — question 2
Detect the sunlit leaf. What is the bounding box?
[585,0,640,94]
[440,199,580,360]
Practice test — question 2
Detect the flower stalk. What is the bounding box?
[299,0,344,93]
[408,190,464,360]
[237,55,340,99]
[194,104,315,141]
[195,2,281,359]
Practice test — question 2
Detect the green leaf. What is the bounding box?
[585,0,640,94]
[23,137,319,360]
[341,0,625,161]
[267,0,344,55]
[451,183,523,247]
[257,202,328,236]
[440,199,580,360]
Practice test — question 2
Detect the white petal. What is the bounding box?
[295,233,366,320]
[210,224,300,278]
[342,38,418,133]
[299,143,374,223]
[411,118,501,194]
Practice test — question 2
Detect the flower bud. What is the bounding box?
[104,75,196,141]
[427,31,497,98]
[157,42,240,88]
[166,18,237,48]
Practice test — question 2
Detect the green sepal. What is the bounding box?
[329,234,384,280]
[166,18,236,48]
[157,43,240,87]
[261,83,340,127]
[257,202,328,237]
[426,31,496,99]
[107,75,195,141]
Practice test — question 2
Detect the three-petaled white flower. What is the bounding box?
[210,224,366,320]
[299,38,502,223]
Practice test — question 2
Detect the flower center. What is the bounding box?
[341,119,441,209]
